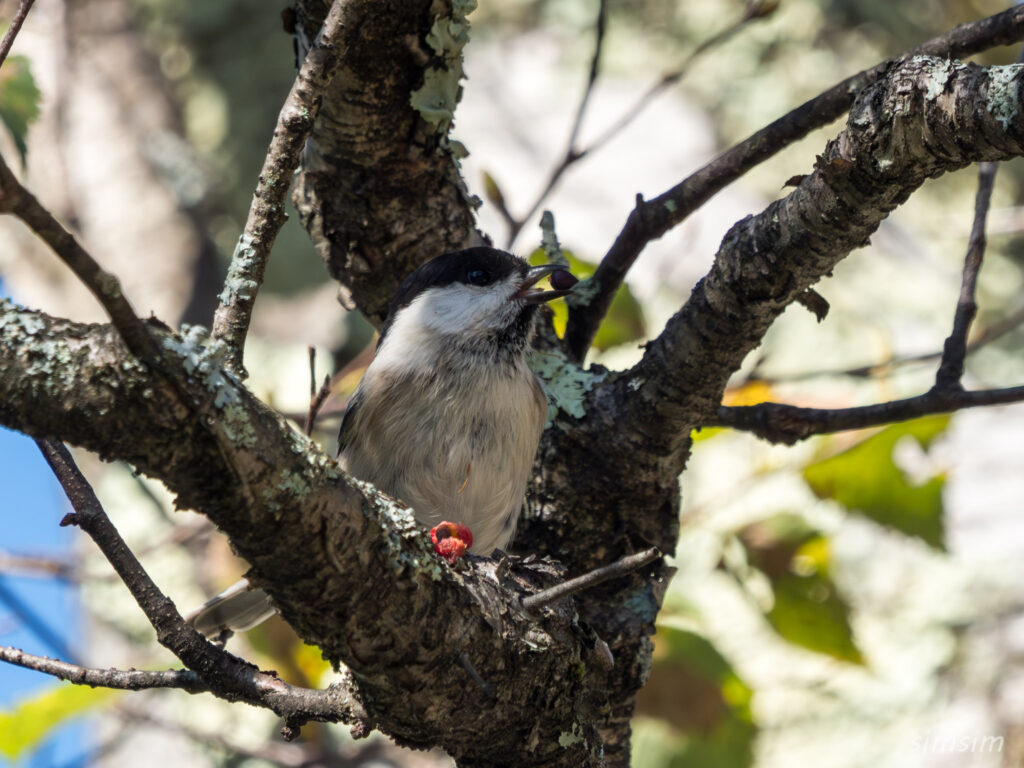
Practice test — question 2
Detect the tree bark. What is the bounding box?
[3,20,1024,767]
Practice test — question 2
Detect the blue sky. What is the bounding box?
[1,286,88,766]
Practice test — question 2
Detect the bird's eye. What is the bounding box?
[466,269,491,286]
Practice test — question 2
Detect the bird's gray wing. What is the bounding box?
[185,578,277,638]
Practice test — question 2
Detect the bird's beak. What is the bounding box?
[513,264,578,304]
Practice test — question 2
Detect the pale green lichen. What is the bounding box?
[920,57,956,101]
[217,236,260,305]
[410,0,477,134]
[220,401,259,449]
[528,348,607,423]
[538,211,567,266]
[664,199,677,213]
[564,275,599,311]
[986,64,1023,130]
[346,476,446,581]
[558,723,586,748]
[161,324,240,408]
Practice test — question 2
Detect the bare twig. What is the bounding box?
[0,0,36,70]
[504,0,607,247]
[581,0,776,159]
[521,547,661,611]
[0,154,159,364]
[712,385,1024,445]
[564,4,1024,361]
[211,0,350,375]
[0,578,78,662]
[734,301,1024,386]
[305,374,332,436]
[0,551,77,580]
[505,0,773,248]
[34,439,366,730]
[935,169,998,390]
[0,646,210,693]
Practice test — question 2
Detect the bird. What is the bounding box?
[187,247,576,638]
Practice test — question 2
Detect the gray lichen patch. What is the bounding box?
[161,324,240,408]
[528,348,607,423]
[217,235,261,306]
[986,63,1024,130]
[345,476,446,581]
[409,0,477,134]
[918,56,960,101]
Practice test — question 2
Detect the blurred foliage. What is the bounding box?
[0,683,116,760]
[803,415,950,550]
[529,247,646,348]
[737,514,863,663]
[131,0,325,296]
[634,625,755,768]
[0,55,41,166]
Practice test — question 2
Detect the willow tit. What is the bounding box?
[188,247,576,637]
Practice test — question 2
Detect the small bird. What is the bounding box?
[188,247,575,637]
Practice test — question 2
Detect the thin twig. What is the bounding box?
[0,153,160,364]
[734,301,1024,386]
[305,374,332,436]
[0,0,36,70]
[505,0,773,249]
[0,646,210,693]
[504,0,607,247]
[712,385,1024,445]
[521,547,661,611]
[458,651,495,698]
[33,439,366,728]
[935,170,998,389]
[0,578,79,662]
[211,0,350,376]
[582,0,775,159]
[564,4,1024,361]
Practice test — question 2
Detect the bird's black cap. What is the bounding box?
[380,248,528,340]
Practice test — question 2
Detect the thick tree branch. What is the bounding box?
[291,0,485,325]
[935,161,997,390]
[0,153,159,364]
[603,57,1024,458]
[34,439,367,732]
[0,302,609,766]
[711,386,1024,445]
[564,4,1024,360]
[211,0,349,375]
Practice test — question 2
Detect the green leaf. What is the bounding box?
[737,515,863,663]
[802,415,950,550]
[767,566,863,664]
[0,683,117,759]
[528,248,646,349]
[0,55,42,166]
[634,626,755,768]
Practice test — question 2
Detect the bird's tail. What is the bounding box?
[185,578,277,639]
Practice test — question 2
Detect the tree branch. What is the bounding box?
[291,0,486,325]
[0,153,159,364]
[935,161,997,390]
[711,386,1024,445]
[210,0,349,376]
[0,302,608,765]
[603,57,1024,457]
[0,0,36,69]
[522,547,661,612]
[34,439,367,732]
[564,4,1024,360]
[0,646,210,694]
